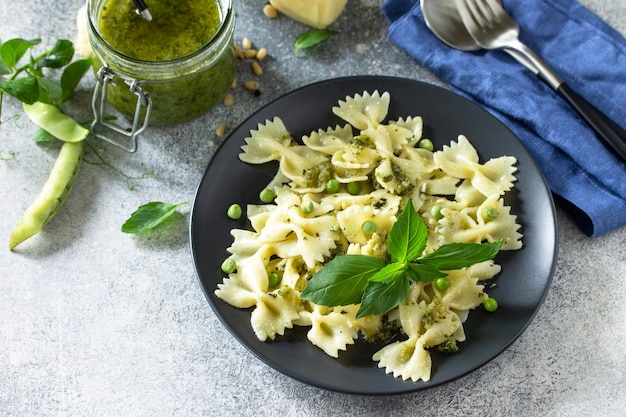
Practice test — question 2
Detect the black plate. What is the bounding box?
[190,76,558,395]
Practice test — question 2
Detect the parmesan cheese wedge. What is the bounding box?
[269,0,348,28]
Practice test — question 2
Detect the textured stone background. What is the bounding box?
[1,0,624,416]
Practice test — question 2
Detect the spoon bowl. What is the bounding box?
[421,0,480,51]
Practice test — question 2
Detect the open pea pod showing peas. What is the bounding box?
[23,102,89,142]
[9,141,83,250]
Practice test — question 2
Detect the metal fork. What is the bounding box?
[456,0,626,162]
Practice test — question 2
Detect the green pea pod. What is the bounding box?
[9,141,83,250]
[23,102,89,142]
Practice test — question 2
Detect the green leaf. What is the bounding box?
[406,262,447,282]
[294,29,336,54]
[301,255,384,306]
[0,38,40,68]
[0,63,11,75]
[36,39,74,69]
[387,198,427,263]
[368,262,406,283]
[419,240,503,270]
[32,127,58,143]
[357,275,410,319]
[36,77,63,103]
[0,77,39,104]
[59,58,92,102]
[121,201,188,234]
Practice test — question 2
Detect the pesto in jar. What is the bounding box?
[92,0,236,125]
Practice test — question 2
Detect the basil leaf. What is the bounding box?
[419,240,503,270]
[36,39,74,69]
[387,198,427,263]
[0,77,39,104]
[301,255,384,306]
[294,29,336,54]
[357,275,410,319]
[60,58,92,102]
[406,262,447,282]
[121,201,188,234]
[368,262,406,283]
[0,38,40,67]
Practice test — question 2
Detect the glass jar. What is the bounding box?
[87,0,236,151]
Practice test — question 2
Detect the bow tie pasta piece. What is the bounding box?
[373,298,464,382]
[419,171,462,197]
[434,194,522,250]
[215,249,271,308]
[381,124,415,152]
[279,145,329,188]
[255,188,340,269]
[397,146,437,176]
[389,116,424,147]
[332,90,390,130]
[346,232,387,260]
[434,135,518,197]
[302,124,354,155]
[239,117,293,164]
[303,305,360,357]
[240,117,328,189]
[319,189,402,212]
[438,267,489,311]
[337,204,395,246]
[374,158,414,194]
[251,290,303,341]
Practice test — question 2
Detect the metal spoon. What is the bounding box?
[421,0,626,163]
[421,0,536,71]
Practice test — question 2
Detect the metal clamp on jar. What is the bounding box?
[86,0,237,152]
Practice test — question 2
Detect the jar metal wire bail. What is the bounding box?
[90,66,152,152]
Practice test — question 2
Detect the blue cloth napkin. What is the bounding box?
[383,0,626,237]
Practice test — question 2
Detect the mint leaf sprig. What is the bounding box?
[301,199,503,319]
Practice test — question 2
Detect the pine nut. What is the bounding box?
[223,93,234,107]
[242,36,252,50]
[243,49,258,59]
[263,4,278,19]
[216,123,226,137]
[251,61,263,76]
[256,47,268,60]
[243,80,259,91]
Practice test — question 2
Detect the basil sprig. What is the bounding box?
[121,201,187,234]
[301,199,503,319]
[294,29,336,54]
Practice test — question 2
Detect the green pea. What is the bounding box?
[346,181,361,195]
[431,205,444,220]
[259,188,275,203]
[301,200,314,214]
[418,138,434,151]
[361,220,377,236]
[435,277,450,291]
[483,297,498,312]
[326,178,340,193]
[221,258,237,274]
[267,272,279,288]
[9,141,83,250]
[227,203,242,219]
[482,207,499,220]
[23,102,89,143]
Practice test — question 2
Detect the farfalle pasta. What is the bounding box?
[215,90,523,382]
